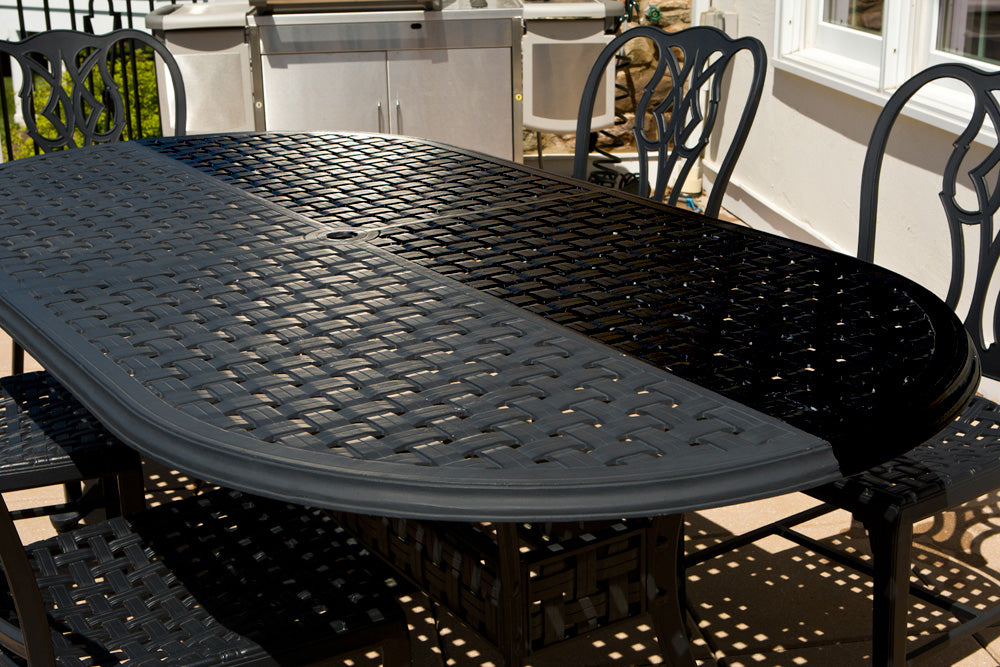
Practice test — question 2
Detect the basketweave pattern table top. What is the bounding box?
[145,133,977,470]
[0,133,977,520]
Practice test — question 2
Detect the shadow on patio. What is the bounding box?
[9,459,1000,665]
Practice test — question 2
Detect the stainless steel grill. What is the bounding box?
[148,0,522,160]
[250,0,441,14]
[522,0,623,133]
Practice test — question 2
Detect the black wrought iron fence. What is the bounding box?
[1,0,192,162]
[6,0,161,34]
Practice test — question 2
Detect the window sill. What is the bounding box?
[774,49,883,104]
[775,50,995,143]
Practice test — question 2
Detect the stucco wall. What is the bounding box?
[691,0,871,252]
[694,0,974,266]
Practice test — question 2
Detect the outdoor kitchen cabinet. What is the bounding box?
[249,6,523,160]
[254,46,514,156]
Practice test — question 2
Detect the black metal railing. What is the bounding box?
[7,0,161,34]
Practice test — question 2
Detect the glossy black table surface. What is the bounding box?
[0,132,979,521]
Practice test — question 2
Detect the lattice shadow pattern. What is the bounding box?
[686,493,1000,665]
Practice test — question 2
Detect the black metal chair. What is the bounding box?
[571,24,766,218]
[0,28,186,153]
[0,485,413,665]
[686,62,1000,666]
[0,29,186,529]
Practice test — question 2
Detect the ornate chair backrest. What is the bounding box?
[572,24,766,218]
[859,63,1000,379]
[0,29,186,153]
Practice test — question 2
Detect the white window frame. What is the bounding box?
[773,0,999,139]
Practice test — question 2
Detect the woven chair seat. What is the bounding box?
[0,371,140,488]
[0,370,143,527]
[809,396,1000,511]
[8,488,410,665]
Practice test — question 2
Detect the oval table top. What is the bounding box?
[0,132,979,520]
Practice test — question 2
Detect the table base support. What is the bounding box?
[332,511,698,666]
[648,513,696,667]
[490,515,693,667]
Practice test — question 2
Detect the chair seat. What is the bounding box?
[808,395,1000,516]
[12,488,410,665]
[0,371,141,490]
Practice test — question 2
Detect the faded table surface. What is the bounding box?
[0,132,979,522]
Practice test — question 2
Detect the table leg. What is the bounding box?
[496,522,526,667]
[648,513,696,667]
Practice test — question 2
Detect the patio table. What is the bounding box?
[0,132,980,665]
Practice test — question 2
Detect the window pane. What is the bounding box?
[824,0,883,35]
[938,0,1000,65]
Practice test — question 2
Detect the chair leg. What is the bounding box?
[11,341,23,376]
[49,481,86,532]
[863,515,913,667]
[50,455,144,531]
